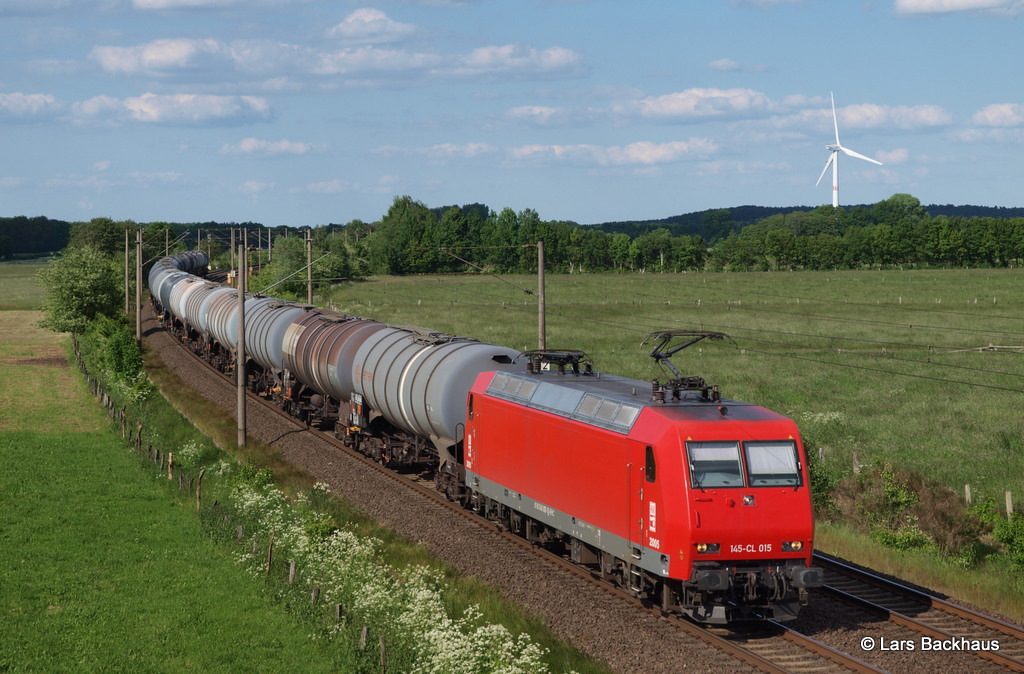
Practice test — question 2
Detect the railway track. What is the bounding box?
[152,303,897,673]
[815,553,1024,671]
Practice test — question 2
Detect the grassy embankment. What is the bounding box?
[317,267,1024,621]
[0,262,605,673]
[0,267,340,671]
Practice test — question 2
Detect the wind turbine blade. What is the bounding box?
[840,146,883,165]
[816,152,835,186]
[831,92,841,145]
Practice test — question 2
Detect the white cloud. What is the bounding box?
[877,148,910,164]
[776,101,952,132]
[241,180,272,195]
[132,0,311,8]
[89,35,583,85]
[971,103,1024,127]
[293,178,356,194]
[730,0,805,6]
[220,137,321,155]
[509,139,717,166]
[840,103,952,130]
[92,39,230,74]
[443,44,585,78]
[73,93,270,125]
[374,142,497,160]
[707,58,768,73]
[425,142,496,158]
[952,127,1024,143]
[694,160,791,176]
[327,9,416,43]
[634,88,772,120]
[708,58,741,72]
[507,105,562,123]
[0,92,61,118]
[315,45,440,76]
[0,0,72,16]
[894,0,1023,14]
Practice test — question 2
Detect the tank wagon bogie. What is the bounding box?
[148,252,822,624]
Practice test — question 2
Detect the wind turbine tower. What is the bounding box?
[816,93,883,208]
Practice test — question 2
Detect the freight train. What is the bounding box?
[149,251,823,623]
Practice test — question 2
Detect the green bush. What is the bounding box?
[804,438,841,516]
[834,461,989,562]
[974,497,1024,565]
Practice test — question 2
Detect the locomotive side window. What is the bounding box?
[686,441,742,488]
[745,441,801,486]
[645,446,656,483]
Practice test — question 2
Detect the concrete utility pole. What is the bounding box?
[306,228,313,304]
[537,238,546,350]
[165,228,169,257]
[230,227,236,278]
[135,227,142,345]
[124,228,130,316]
[236,235,247,448]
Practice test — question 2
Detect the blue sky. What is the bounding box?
[2,0,1023,227]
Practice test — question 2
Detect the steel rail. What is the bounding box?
[814,552,1024,671]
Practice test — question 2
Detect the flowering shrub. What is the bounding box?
[175,440,217,470]
[227,481,555,672]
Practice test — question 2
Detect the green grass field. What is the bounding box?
[0,312,348,671]
[322,268,1024,507]
[0,262,49,310]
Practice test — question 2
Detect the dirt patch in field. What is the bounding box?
[0,339,103,433]
[2,353,70,368]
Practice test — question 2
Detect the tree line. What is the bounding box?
[10,192,1024,273]
[354,194,1024,274]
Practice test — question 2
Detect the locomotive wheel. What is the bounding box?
[599,550,618,583]
[659,581,677,612]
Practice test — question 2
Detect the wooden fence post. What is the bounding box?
[311,588,320,605]
[852,452,860,475]
[964,484,972,506]
[289,561,296,585]
[266,531,275,574]
[236,525,244,543]
[168,452,173,481]
[196,468,205,511]
[1007,491,1014,522]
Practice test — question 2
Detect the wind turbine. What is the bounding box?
[816,92,883,208]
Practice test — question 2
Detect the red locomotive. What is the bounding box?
[462,332,822,623]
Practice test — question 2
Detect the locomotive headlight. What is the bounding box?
[782,541,803,551]
[695,543,720,554]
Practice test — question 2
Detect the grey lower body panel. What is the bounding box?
[466,470,670,578]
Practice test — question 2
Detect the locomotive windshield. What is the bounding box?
[745,441,801,486]
[687,440,801,488]
[687,441,743,487]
